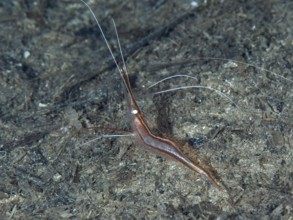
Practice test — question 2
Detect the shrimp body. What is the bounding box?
[121,68,223,190]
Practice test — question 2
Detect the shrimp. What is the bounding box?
[81,0,224,191]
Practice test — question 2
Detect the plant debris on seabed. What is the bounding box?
[0,0,292,219]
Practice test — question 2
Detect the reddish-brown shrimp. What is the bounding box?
[81,0,224,191]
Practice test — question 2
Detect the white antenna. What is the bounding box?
[80,0,129,89]
[112,19,128,74]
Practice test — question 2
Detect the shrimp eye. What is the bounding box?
[131,109,138,115]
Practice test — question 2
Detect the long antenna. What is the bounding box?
[80,0,129,89]
[112,19,128,75]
